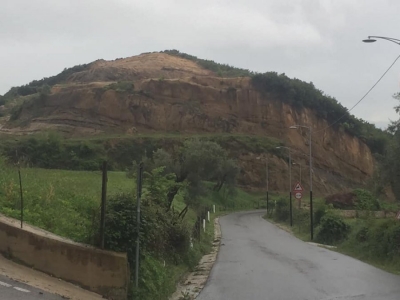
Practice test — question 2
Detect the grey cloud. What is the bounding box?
[1,0,399,127]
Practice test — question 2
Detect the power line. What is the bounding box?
[316,53,400,133]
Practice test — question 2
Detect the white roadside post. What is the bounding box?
[213,204,216,213]
[207,211,210,222]
[203,219,206,232]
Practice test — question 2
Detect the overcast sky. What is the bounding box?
[1,0,399,128]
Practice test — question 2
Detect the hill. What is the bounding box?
[0,50,390,196]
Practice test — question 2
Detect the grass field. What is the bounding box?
[0,163,262,243]
[0,165,134,242]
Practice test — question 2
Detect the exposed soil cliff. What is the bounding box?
[1,53,374,195]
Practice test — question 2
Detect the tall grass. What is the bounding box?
[0,162,133,243]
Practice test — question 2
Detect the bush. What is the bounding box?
[105,81,135,93]
[353,188,380,210]
[275,197,290,222]
[316,211,350,244]
[355,225,369,243]
[293,208,310,235]
[314,204,327,227]
[325,192,357,209]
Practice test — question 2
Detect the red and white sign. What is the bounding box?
[293,182,304,192]
[295,192,302,200]
[396,211,400,220]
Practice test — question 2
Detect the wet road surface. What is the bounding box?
[0,274,62,300]
[197,211,400,300]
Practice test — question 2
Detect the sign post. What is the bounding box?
[293,181,304,208]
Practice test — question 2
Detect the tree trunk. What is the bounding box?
[214,174,227,192]
[178,204,189,219]
[166,185,180,212]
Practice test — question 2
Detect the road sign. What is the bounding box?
[396,211,400,220]
[293,181,304,192]
[295,192,302,200]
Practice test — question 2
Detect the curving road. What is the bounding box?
[197,211,400,300]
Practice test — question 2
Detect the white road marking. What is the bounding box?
[13,287,31,293]
[0,281,12,287]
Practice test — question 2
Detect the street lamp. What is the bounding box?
[256,156,269,212]
[362,36,400,45]
[276,146,292,226]
[289,125,313,239]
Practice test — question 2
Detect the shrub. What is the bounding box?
[105,81,135,93]
[293,208,310,234]
[384,222,400,258]
[355,225,369,243]
[353,188,380,210]
[325,192,357,209]
[314,204,327,227]
[275,197,290,222]
[316,211,350,244]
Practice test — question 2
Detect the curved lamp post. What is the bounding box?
[290,125,313,239]
[362,36,400,45]
[276,146,292,226]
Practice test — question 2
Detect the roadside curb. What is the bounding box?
[264,217,337,250]
[169,217,221,300]
[308,242,337,249]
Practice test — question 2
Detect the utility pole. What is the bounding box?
[100,161,108,249]
[266,158,269,213]
[18,167,23,229]
[276,147,292,226]
[290,125,313,239]
[135,162,143,289]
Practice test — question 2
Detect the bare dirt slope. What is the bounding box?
[0,52,375,195]
[68,52,215,83]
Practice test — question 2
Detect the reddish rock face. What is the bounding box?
[2,53,374,195]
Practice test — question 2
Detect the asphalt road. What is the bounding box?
[0,274,63,300]
[197,210,400,300]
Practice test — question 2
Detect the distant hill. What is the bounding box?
[0,50,390,195]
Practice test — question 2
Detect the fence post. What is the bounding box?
[18,167,23,229]
[100,161,108,249]
[135,162,143,289]
[198,216,201,241]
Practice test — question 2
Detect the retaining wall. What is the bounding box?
[0,216,129,300]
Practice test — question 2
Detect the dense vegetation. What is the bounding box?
[0,133,282,172]
[162,49,254,77]
[1,64,90,101]
[267,188,400,273]
[378,92,400,201]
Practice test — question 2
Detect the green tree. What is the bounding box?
[136,139,239,215]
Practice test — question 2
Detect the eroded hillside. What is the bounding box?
[0,52,378,195]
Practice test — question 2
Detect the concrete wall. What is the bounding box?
[0,219,129,300]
